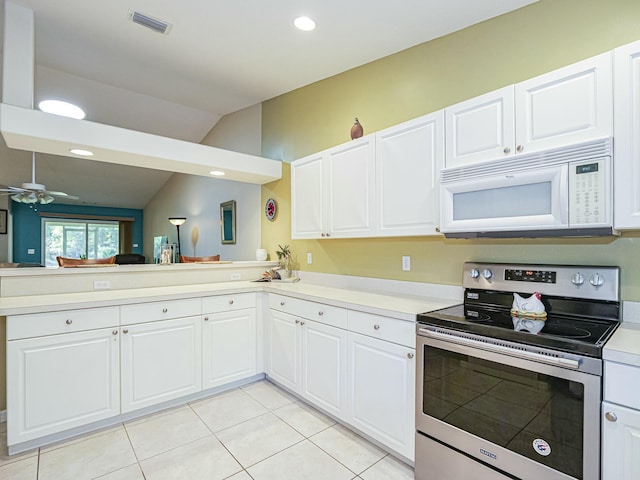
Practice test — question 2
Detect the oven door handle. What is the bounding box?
[419,328,581,369]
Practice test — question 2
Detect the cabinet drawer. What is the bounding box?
[121,298,201,325]
[202,293,256,313]
[605,361,640,409]
[348,310,415,347]
[7,307,119,340]
[269,294,347,329]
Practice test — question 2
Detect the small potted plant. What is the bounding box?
[276,244,293,278]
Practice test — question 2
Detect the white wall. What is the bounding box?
[143,174,261,261]
[200,103,262,155]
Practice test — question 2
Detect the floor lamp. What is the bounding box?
[168,217,186,262]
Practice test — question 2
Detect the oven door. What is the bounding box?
[416,327,601,480]
[440,163,568,234]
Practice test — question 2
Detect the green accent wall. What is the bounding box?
[260,0,640,301]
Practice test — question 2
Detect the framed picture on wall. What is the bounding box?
[0,209,7,234]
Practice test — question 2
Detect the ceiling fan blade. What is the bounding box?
[47,191,80,200]
[0,186,28,192]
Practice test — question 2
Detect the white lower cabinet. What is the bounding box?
[602,402,640,480]
[120,316,202,413]
[347,331,416,460]
[7,313,120,445]
[267,309,347,419]
[202,308,257,389]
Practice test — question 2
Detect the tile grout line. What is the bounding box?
[121,420,148,480]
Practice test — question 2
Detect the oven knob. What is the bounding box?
[571,273,585,286]
[589,273,605,287]
[482,269,493,280]
[470,268,480,279]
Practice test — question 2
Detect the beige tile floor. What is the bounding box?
[0,380,415,480]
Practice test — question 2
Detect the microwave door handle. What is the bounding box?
[559,164,569,225]
[419,328,581,369]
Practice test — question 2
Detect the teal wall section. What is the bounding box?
[12,203,144,264]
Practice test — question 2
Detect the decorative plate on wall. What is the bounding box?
[265,197,277,221]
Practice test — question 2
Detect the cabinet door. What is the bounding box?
[267,310,301,392]
[121,316,202,413]
[445,86,515,168]
[347,332,416,460]
[515,52,612,154]
[326,135,376,238]
[202,308,257,389]
[376,111,444,236]
[614,40,640,229]
[291,152,325,239]
[301,320,347,420]
[7,327,120,445]
[602,402,640,480]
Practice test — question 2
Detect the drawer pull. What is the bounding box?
[318,311,324,316]
[66,319,73,325]
[295,319,300,324]
[373,324,380,330]
[605,411,618,422]
[162,308,168,313]
[407,353,414,359]
[112,330,118,335]
[300,321,306,326]
[204,316,209,321]
[280,301,285,306]
[123,329,129,334]
[229,300,234,305]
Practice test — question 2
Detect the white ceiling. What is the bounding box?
[0,0,537,209]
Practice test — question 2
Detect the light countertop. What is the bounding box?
[0,279,460,320]
[604,322,640,367]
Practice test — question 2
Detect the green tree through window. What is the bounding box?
[44,219,119,266]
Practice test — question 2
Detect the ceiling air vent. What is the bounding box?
[128,10,172,34]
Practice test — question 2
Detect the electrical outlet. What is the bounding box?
[94,280,111,290]
[230,273,241,280]
[307,252,313,264]
[402,256,411,271]
[27,248,35,254]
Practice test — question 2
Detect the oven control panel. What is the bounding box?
[464,262,619,301]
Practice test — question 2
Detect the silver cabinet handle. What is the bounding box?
[66,319,73,325]
[229,300,234,305]
[516,145,524,153]
[204,316,209,321]
[373,324,380,330]
[280,301,285,306]
[295,319,300,324]
[112,329,118,335]
[326,233,331,237]
[407,353,414,359]
[503,147,511,154]
[318,311,324,316]
[300,321,305,326]
[162,308,168,313]
[123,329,129,334]
[321,233,326,237]
[605,411,618,422]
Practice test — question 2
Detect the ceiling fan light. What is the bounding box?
[38,193,54,204]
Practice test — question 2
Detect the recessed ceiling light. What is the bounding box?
[294,16,316,31]
[210,170,225,176]
[69,148,94,156]
[39,100,86,119]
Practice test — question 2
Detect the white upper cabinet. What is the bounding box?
[515,52,612,153]
[376,111,444,236]
[292,113,445,239]
[614,40,640,230]
[445,53,612,168]
[445,86,515,168]
[292,135,376,239]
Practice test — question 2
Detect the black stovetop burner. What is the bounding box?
[418,289,621,358]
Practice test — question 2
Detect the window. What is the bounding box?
[43,219,119,267]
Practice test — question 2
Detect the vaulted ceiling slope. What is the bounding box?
[0,0,538,208]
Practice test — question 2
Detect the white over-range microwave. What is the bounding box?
[439,138,615,238]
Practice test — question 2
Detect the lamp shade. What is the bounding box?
[168,217,186,226]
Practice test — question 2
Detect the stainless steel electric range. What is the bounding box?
[416,262,620,480]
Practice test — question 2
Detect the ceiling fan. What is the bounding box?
[0,152,79,204]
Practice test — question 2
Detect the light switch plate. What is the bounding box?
[230,273,241,280]
[94,280,110,290]
[307,252,313,264]
[402,256,411,271]
[27,248,35,254]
